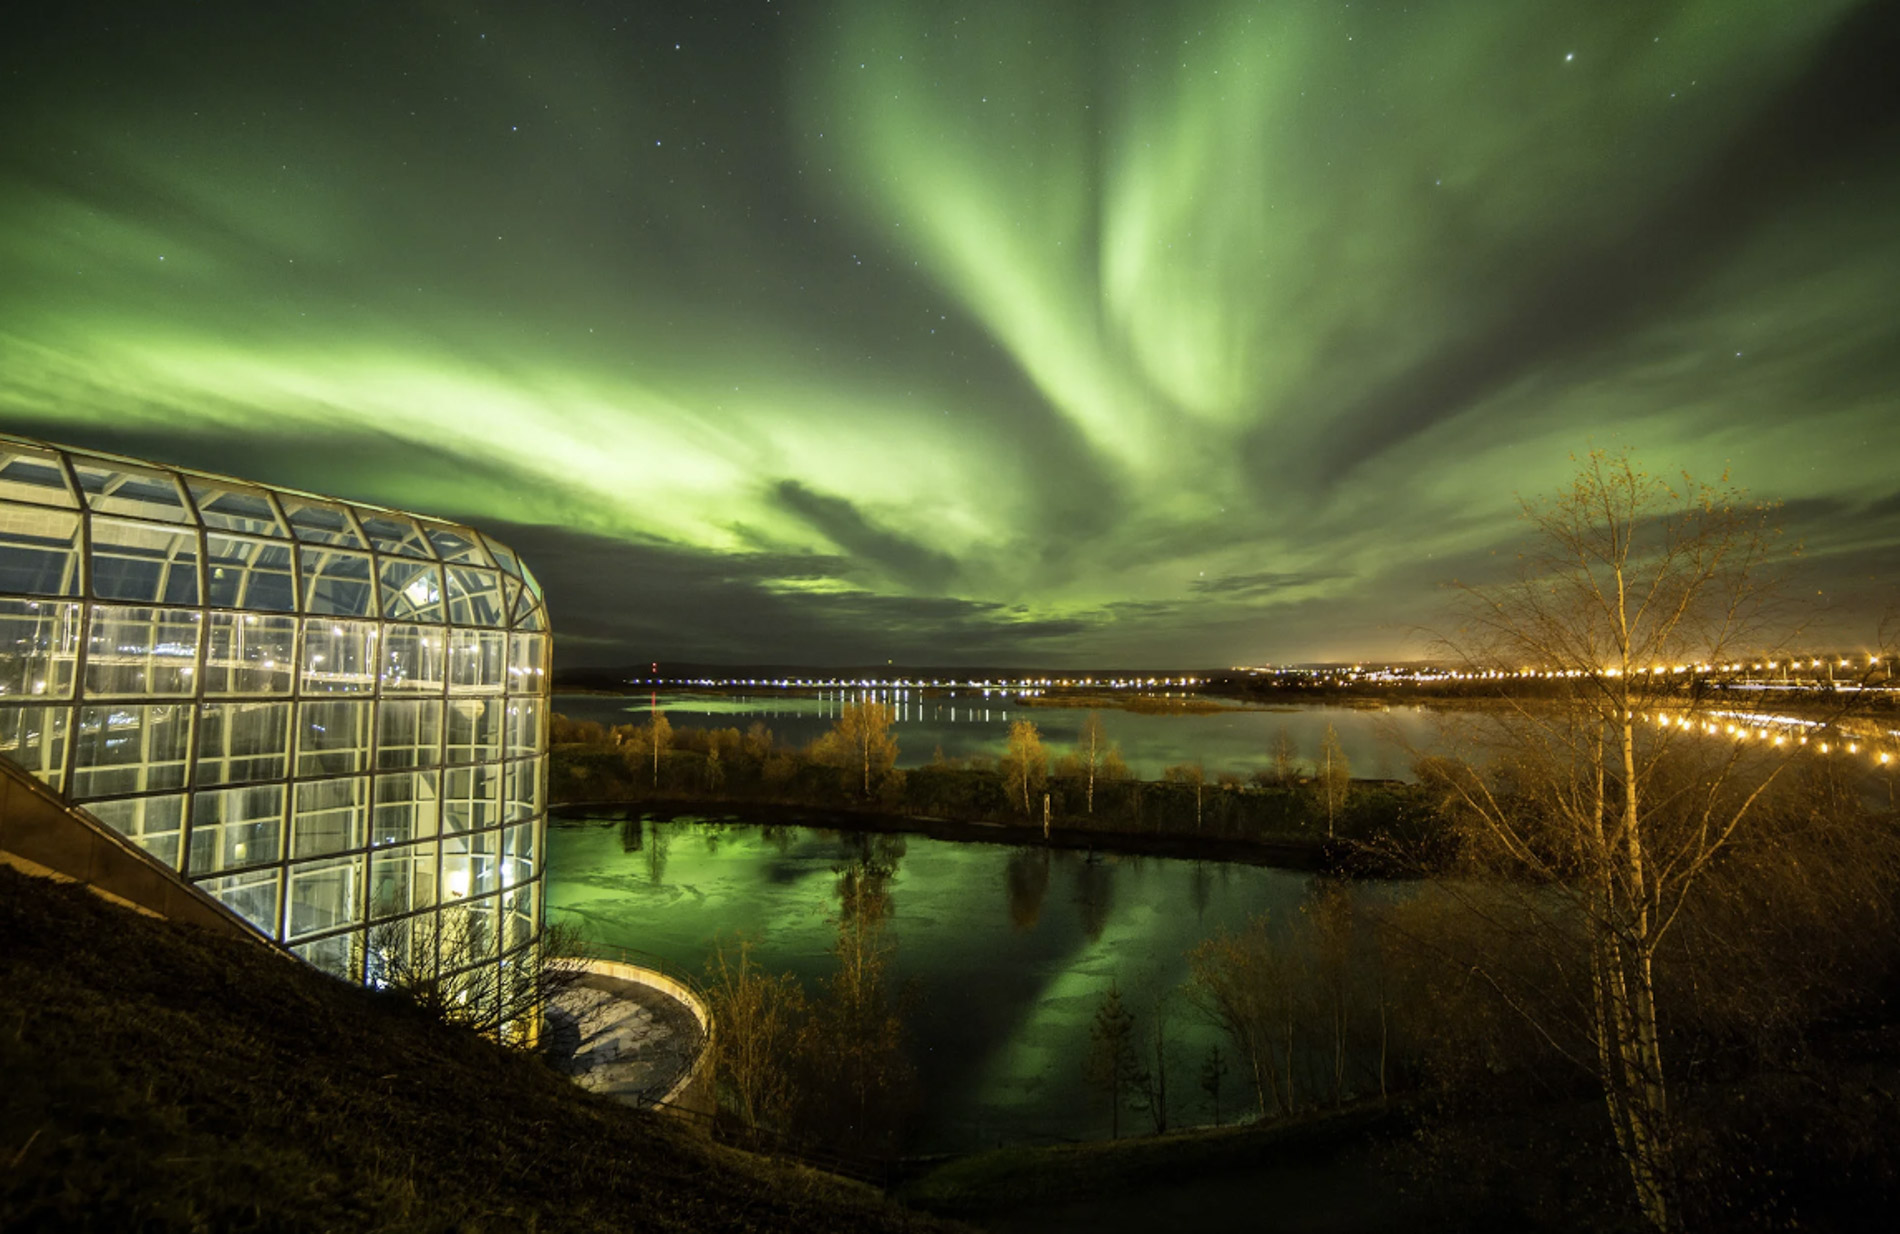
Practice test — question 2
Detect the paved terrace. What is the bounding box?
[546,960,711,1112]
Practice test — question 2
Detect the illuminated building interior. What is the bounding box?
[0,433,549,1030]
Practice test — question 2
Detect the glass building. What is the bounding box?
[0,432,549,1030]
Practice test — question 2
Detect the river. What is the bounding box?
[546,813,1394,1152]
[552,690,1441,782]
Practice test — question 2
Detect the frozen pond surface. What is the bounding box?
[547,814,1391,1152]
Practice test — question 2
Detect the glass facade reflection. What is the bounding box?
[0,434,549,1030]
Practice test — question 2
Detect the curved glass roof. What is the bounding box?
[0,432,546,632]
[0,430,552,1027]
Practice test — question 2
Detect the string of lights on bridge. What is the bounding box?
[632,675,1202,695]
[1233,659,1895,768]
[626,662,1896,769]
[1242,655,1889,688]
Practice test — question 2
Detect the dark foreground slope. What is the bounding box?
[0,866,961,1234]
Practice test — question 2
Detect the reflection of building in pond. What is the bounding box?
[0,433,550,1033]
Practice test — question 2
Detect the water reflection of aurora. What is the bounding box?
[546,815,1394,1151]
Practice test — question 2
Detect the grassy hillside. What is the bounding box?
[0,865,962,1233]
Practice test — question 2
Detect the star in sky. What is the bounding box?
[1,0,1896,666]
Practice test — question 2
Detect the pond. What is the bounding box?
[546,813,1395,1153]
[552,691,1442,782]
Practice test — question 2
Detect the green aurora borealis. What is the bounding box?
[3,0,1897,665]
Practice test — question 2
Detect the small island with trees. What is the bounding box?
[549,699,1406,870]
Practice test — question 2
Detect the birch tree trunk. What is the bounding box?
[1426,451,1784,1233]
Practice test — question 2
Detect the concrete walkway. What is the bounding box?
[546,970,707,1108]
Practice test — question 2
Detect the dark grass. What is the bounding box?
[0,865,965,1233]
[898,1100,1411,1217]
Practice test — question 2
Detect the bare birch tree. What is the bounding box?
[826,699,897,797]
[1076,710,1109,814]
[1270,725,1300,785]
[1185,913,1300,1119]
[1430,451,1784,1233]
[1003,719,1048,816]
[705,935,807,1139]
[647,711,672,787]
[1317,724,1350,837]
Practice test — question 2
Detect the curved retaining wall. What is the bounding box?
[576,957,716,1117]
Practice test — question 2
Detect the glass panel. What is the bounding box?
[445,699,502,765]
[296,699,373,776]
[378,559,443,623]
[0,598,81,698]
[301,620,377,693]
[369,840,438,921]
[519,561,543,601]
[381,624,447,693]
[202,612,296,695]
[205,535,297,611]
[290,928,359,976]
[70,704,191,797]
[291,777,369,858]
[69,458,192,523]
[445,567,506,627]
[497,951,534,1046]
[441,849,502,915]
[445,951,499,1010]
[89,519,200,605]
[481,535,523,579]
[512,593,546,633]
[195,700,291,785]
[280,497,365,548]
[84,604,200,699]
[0,444,78,508]
[84,607,200,696]
[87,793,185,869]
[376,698,441,770]
[503,756,544,822]
[199,867,281,936]
[424,525,492,566]
[0,704,71,791]
[503,882,538,954]
[459,890,501,963]
[286,855,365,940]
[0,503,84,596]
[366,911,437,987]
[504,697,541,758]
[301,548,376,617]
[440,836,495,906]
[358,512,435,559]
[188,784,285,874]
[372,769,441,844]
[448,629,505,693]
[500,821,535,888]
[506,632,546,693]
[188,481,286,537]
[442,765,501,833]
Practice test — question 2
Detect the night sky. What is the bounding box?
[4,1,1897,667]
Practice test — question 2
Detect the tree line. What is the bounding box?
[565,453,1900,1229]
[699,837,914,1165]
[549,705,1428,855]
[694,453,1900,1230]
[1106,451,1899,1232]
[1072,738,1900,1229]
